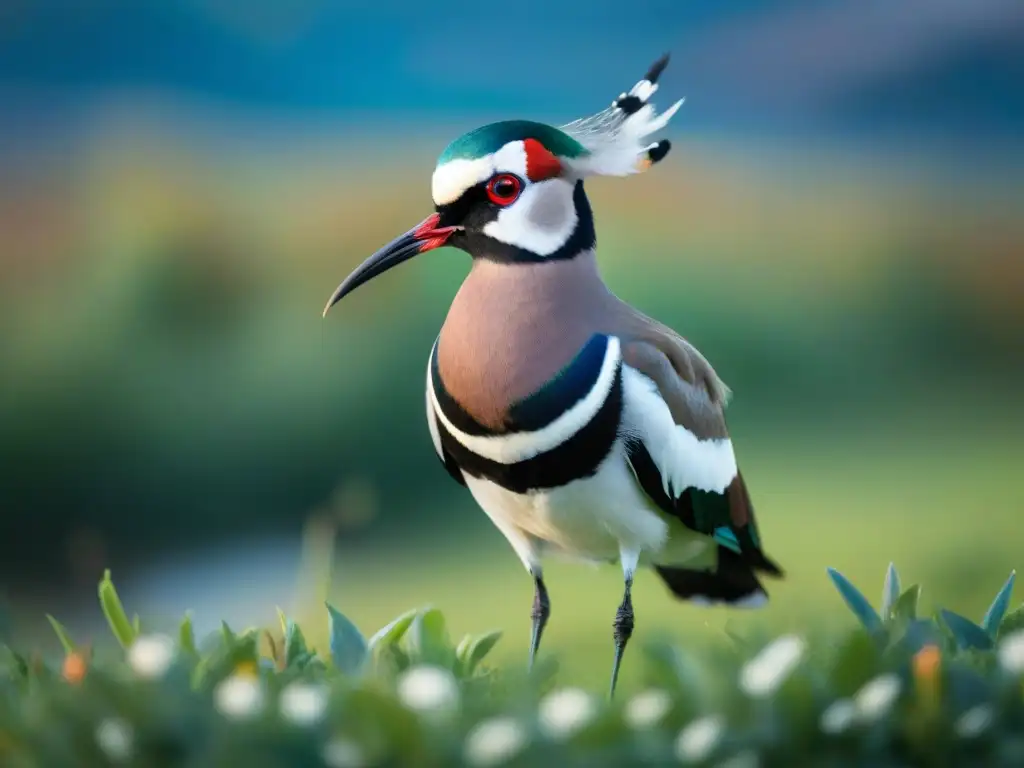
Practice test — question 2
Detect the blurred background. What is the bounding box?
[1,1,1022,686]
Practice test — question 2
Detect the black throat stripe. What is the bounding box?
[433,362,624,493]
[430,333,613,436]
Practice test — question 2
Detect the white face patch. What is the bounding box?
[431,142,528,206]
[482,178,578,257]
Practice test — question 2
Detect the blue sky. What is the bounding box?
[0,0,1021,141]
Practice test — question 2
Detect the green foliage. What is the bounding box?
[2,565,1023,766]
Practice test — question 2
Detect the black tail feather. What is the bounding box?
[655,546,768,606]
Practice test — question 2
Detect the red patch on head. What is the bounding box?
[523,138,562,182]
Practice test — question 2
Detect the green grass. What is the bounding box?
[4,562,1024,766]
[319,426,1023,690]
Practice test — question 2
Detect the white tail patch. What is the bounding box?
[689,591,768,609]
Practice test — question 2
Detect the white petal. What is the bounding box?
[853,674,901,722]
[464,716,529,766]
[675,715,724,762]
[127,634,177,679]
[95,718,133,761]
[323,737,366,768]
[998,629,1024,674]
[955,704,994,738]
[538,687,597,739]
[279,682,329,726]
[623,688,673,729]
[396,665,460,714]
[214,675,265,719]
[819,698,857,734]
[739,635,807,697]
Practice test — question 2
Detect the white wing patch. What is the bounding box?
[621,366,737,497]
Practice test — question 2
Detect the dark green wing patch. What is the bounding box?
[624,438,782,577]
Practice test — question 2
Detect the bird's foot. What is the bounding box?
[528,575,551,672]
[609,584,634,699]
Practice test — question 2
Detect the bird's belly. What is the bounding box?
[463,440,671,561]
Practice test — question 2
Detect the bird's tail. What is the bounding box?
[654,545,768,608]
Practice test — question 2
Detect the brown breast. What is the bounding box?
[436,254,611,430]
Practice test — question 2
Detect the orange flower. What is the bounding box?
[63,652,87,684]
[913,645,942,705]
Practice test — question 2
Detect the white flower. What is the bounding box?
[396,665,460,715]
[819,698,857,734]
[95,718,133,761]
[538,687,597,739]
[955,704,994,739]
[279,682,329,726]
[998,629,1024,674]
[675,715,724,762]
[623,688,672,729]
[853,674,901,722]
[739,635,807,697]
[127,634,176,680]
[714,749,760,768]
[214,674,265,719]
[463,716,529,766]
[323,736,366,768]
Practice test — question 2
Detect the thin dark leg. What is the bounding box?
[609,578,634,698]
[528,574,550,671]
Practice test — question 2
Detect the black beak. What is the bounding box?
[322,213,459,317]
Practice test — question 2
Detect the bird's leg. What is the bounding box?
[528,572,550,672]
[609,548,640,699]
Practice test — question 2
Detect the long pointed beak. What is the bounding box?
[322,213,459,317]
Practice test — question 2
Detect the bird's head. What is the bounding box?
[323,54,684,317]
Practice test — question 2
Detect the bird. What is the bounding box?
[323,54,783,697]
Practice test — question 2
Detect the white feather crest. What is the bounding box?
[561,54,684,178]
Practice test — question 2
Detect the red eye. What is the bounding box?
[486,174,522,206]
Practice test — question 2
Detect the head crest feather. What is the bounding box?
[561,53,683,178]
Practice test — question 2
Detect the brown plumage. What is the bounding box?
[437,249,729,434]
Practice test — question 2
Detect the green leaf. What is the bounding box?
[220,621,237,648]
[892,585,921,622]
[827,568,883,634]
[940,609,993,651]
[326,602,369,676]
[45,615,75,656]
[981,571,1016,638]
[367,608,419,651]
[407,607,453,667]
[283,619,311,669]
[179,612,197,657]
[829,629,881,696]
[881,563,901,621]
[276,607,288,636]
[889,618,944,656]
[132,614,142,634]
[456,630,502,677]
[98,570,136,649]
[998,605,1024,639]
